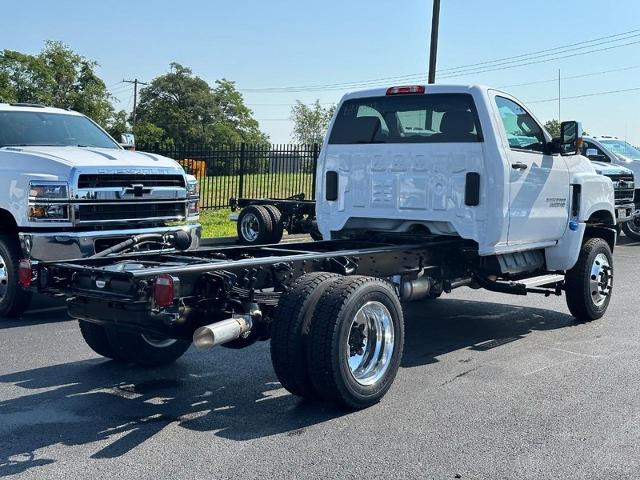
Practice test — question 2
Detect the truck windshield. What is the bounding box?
[328,93,482,144]
[599,139,640,161]
[0,111,120,149]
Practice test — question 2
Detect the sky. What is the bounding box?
[2,0,640,144]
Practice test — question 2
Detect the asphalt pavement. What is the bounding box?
[2,238,640,479]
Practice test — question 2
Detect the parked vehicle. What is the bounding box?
[230,194,320,244]
[27,85,615,409]
[0,103,201,317]
[582,136,640,239]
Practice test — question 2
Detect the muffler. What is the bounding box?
[193,315,253,350]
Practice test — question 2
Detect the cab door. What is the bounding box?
[492,95,570,245]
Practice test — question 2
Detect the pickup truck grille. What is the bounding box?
[608,173,635,205]
[78,174,185,189]
[76,202,186,222]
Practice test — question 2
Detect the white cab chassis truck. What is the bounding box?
[29,85,615,409]
[0,103,201,317]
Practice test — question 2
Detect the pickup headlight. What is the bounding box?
[29,181,69,200]
[28,181,70,221]
[186,176,199,197]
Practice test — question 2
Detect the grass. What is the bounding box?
[199,209,237,238]
[197,173,314,208]
[193,173,315,238]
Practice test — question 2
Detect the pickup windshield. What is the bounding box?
[599,139,640,161]
[328,93,482,144]
[0,111,120,149]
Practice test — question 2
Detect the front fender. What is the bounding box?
[572,172,615,224]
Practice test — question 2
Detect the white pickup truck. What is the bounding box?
[0,103,201,317]
[31,84,615,409]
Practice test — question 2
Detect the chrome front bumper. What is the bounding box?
[615,203,635,223]
[19,224,202,261]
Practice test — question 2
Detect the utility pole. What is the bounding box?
[557,69,561,121]
[428,0,441,84]
[123,78,148,131]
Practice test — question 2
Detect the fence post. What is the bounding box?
[238,143,246,200]
[311,143,319,200]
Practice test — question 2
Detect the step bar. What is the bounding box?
[474,273,565,296]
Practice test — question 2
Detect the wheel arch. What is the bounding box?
[0,208,19,235]
[586,209,616,252]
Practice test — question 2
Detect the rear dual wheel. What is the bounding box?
[271,274,404,409]
[237,205,284,245]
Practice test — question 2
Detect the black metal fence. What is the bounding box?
[139,143,320,209]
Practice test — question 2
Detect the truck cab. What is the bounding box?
[0,103,201,316]
[583,136,640,238]
[316,85,615,272]
[580,137,635,223]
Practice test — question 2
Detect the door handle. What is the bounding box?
[511,162,528,170]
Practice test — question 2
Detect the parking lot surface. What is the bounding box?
[1,238,640,479]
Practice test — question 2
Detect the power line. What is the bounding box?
[498,64,640,88]
[239,28,640,93]
[437,29,640,74]
[244,63,640,109]
[527,86,640,104]
[438,38,640,79]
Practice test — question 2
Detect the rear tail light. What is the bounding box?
[386,85,426,95]
[18,259,33,288]
[153,274,175,307]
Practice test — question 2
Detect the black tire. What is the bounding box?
[622,218,640,241]
[78,320,124,361]
[308,276,404,409]
[565,237,613,322]
[270,272,340,398]
[237,205,274,245]
[0,234,32,318]
[105,328,191,367]
[262,204,284,244]
[309,224,323,241]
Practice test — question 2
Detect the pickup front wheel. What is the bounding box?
[0,235,32,318]
[105,328,191,366]
[565,238,613,322]
[622,217,640,241]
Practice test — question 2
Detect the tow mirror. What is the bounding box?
[560,121,582,156]
[120,133,136,151]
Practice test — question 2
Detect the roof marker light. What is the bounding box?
[386,85,426,95]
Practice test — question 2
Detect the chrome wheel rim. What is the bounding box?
[0,250,8,299]
[240,213,260,242]
[590,253,612,307]
[346,301,395,386]
[141,333,177,348]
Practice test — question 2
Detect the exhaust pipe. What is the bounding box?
[193,315,253,350]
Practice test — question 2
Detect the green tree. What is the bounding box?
[106,110,129,141]
[0,41,113,126]
[134,122,166,146]
[290,100,336,144]
[135,64,267,145]
[544,119,561,138]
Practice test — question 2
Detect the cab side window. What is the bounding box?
[581,141,608,161]
[495,96,547,153]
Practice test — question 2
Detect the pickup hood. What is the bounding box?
[591,160,634,177]
[0,146,182,171]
